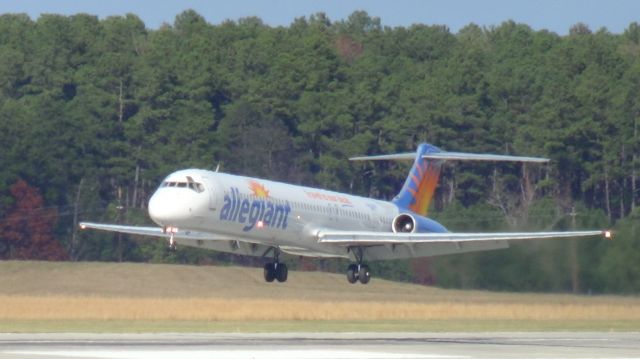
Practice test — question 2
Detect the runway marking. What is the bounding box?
[5,350,470,359]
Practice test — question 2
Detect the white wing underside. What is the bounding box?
[315,229,605,261]
[317,230,605,245]
[80,222,605,260]
[79,222,237,241]
[79,222,281,258]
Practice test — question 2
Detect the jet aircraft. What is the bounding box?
[80,143,610,284]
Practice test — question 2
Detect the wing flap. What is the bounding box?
[317,230,606,245]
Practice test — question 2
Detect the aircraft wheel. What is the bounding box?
[263,263,276,282]
[275,263,288,282]
[346,264,358,284]
[358,265,371,284]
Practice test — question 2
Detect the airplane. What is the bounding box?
[80,143,611,284]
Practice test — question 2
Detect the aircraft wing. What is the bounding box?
[79,222,236,241]
[317,230,610,245]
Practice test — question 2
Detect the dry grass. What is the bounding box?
[1,295,639,321]
[0,261,639,331]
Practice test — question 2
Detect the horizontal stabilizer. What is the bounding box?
[350,151,549,163]
[350,153,416,161]
[423,152,548,163]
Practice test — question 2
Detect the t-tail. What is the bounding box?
[350,143,549,217]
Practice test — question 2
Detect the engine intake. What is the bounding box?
[392,213,416,233]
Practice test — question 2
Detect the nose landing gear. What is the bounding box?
[163,226,178,251]
[168,234,177,251]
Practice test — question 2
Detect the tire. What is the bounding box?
[346,264,358,284]
[275,263,288,282]
[358,264,371,284]
[263,262,276,282]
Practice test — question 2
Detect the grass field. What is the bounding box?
[0,261,639,332]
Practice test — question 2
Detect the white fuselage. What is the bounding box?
[81,144,595,283]
[147,169,401,258]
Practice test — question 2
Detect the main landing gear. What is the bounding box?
[346,247,370,284]
[346,263,370,284]
[263,247,288,283]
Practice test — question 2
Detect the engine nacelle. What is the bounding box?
[391,212,450,234]
[392,213,417,233]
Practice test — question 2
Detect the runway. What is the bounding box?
[0,332,638,359]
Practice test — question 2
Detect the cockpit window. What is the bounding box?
[161,180,205,193]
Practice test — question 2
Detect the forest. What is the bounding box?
[0,10,638,293]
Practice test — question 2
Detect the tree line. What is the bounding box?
[0,10,638,292]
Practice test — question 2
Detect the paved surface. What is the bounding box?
[0,332,638,359]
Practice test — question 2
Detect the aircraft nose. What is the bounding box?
[148,189,204,226]
[148,192,172,225]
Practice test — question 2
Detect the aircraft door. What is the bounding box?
[200,176,218,211]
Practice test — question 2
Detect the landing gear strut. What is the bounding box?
[346,247,370,284]
[168,234,177,251]
[263,247,288,283]
[164,226,178,251]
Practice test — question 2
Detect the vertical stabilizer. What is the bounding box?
[349,143,548,217]
[392,143,443,216]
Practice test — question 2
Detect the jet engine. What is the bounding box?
[392,213,416,233]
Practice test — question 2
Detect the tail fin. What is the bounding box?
[392,143,443,216]
[350,143,548,217]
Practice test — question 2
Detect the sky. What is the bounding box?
[1,0,639,35]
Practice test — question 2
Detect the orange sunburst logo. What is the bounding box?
[248,180,270,198]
